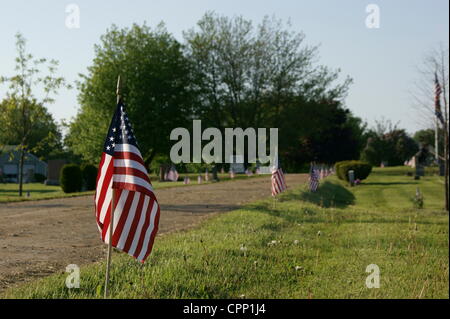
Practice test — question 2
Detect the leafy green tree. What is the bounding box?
[66,23,194,166]
[0,97,63,161]
[184,12,351,130]
[0,33,69,196]
[362,120,419,166]
[184,12,357,169]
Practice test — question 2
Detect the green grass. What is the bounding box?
[0,183,95,203]
[0,173,262,203]
[2,167,448,299]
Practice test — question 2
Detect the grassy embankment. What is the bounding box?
[2,166,448,298]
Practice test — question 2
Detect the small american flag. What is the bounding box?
[95,100,160,263]
[309,164,319,192]
[435,73,445,126]
[271,167,287,196]
[165,165,179,182]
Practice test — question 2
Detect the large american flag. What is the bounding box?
[309,164,320,192]
[435,73,445,126]
[271,167,287,196]
[95,100,160,263]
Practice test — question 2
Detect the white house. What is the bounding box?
[0,145,47,183]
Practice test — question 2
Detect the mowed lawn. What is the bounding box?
[0,173,259,203]
[2,167,448,299]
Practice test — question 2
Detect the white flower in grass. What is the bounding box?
[267,240,278,247]
[293,240,299,245]
[317,231,322,236]
[240,244,247,251]
[295,266,303,271]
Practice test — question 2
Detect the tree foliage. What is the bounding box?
[362,120,419,166]
[66,23,194,165]
[0,32,68,195]
[66,15,365,170]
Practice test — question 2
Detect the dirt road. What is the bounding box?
[0,174,306,291]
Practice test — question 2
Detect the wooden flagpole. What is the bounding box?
[104,75,121,299]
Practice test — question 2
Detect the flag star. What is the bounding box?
[109,136,114,141]
[112,143,115,147]
[106,145,111,151]
[112,127,116,132]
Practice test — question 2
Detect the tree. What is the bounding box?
[66,23,194,166]
[361,120,419,166]
[184,12,355,167]
[0,97,63,161]
[0,33,69,196]
[410,44,449,211]
[414,128,445,151]
[184,13,352,130]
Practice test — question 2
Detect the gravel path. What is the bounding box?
[0,174,306,291]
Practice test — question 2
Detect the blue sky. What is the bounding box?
[0,0,448,133]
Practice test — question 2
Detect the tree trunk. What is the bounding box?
[18,147,25,197]
[445,125,449,211]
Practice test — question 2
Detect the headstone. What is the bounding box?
[229,155,245,173]
[212,166,219,181]
[197,175,203,184]
[46,159,67,185]
[205,168,209,181]
[348,170,355,186]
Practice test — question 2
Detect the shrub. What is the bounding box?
[33,173,46,183]
[60,164,82,193]
[335,160,372,182]
[81,164,98,190]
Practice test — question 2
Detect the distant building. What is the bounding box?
[0,145,47,183]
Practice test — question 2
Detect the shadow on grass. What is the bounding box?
[281,181,355,208]
[363,182,418,186]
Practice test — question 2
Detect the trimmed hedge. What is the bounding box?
[81,164,98,191]
[60,164,83,193]
[335,160,372,182]
[33,173,46,183]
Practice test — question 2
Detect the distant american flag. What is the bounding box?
[95,100,160,263]
[165,166,179,182]
[435,73,445,126]
[309,165,319,192]
[271,167,287,196]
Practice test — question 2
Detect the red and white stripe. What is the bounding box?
[271,168,287,196]
[95,143,160,262]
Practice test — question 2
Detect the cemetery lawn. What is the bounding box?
[2,167,448,299]
[0,173,261,203]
